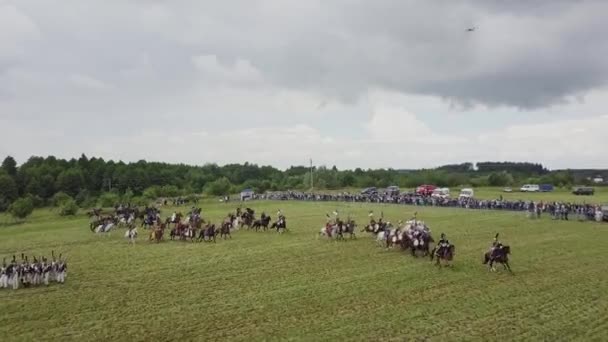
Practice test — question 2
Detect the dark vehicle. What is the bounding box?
[572,186,594,195]
[539,184,554,192]
[361,187,378,195]
[386,185,400,196]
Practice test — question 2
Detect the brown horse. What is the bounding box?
[430,244,455,267]
[149,224,165,243]
[483,245,512,273]
[240,212,254,229]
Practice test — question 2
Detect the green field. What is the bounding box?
[1,201,607,341]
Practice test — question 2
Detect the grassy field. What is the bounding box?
[1,201,607,341]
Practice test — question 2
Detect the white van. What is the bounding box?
[520,184,540,192]
[459,188,474,199]
[431,188,450,199]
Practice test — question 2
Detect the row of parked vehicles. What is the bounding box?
[361,185,474,200]
[513,184,595,195]
[363,184,598,198]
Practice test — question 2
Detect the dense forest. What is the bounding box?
[0,155,603,212]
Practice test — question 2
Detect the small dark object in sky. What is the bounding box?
[466,27,476,32]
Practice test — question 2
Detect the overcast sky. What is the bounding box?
[1,0,608,170]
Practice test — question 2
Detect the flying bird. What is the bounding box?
[466,26,476,32]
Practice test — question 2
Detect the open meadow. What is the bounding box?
[1,200,607,341]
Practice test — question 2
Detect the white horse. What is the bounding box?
[125,227,138,244]
[231,217,241,231]
[95,223,114,234]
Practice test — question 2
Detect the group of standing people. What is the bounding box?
[0,252,67,290]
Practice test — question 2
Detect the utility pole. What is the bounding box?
[310,158,314,191]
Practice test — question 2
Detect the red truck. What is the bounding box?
[416,184,437,196]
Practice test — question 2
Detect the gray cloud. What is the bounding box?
[3,0,607,109]
[2,1,608,168]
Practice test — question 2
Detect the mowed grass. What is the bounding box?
[1,201,607,341]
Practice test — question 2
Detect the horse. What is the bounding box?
[271,216,287,233]
[483,245,512,273]
[149,225,165,243]
[198,224,217,243]
[94,221,116,234]
[124,227,138,244]
[430,244,455,267]
[252,216,271,232]
[240,212,254,229]
[404,230,434,257]
[319,223,340,240]
[340,219,356,239]
[219,222,232,239]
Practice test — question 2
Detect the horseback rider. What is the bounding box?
[490,233,503,259]
[436,233,450,255]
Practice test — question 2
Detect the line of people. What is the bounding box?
[0,252,67,290]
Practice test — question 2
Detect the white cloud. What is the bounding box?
[69,74,112,90]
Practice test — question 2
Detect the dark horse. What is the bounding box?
[430,244,455,267]
[198,224,217,243]
[252,216,271,231]
[483,245,512,273]
[219,222,232,239]
[270,216,287,233]
[407,234,434,257]
[340,219,356,239]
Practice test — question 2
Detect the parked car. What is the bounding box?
[539,184,554,192]
[520,184,540,192]
[572,186,594,195]
[361,187,378,195]
[416,184,437,196]
[459,188,474,199]
[386,185,400,196]
[503,187,513,193]
[431,188,450,199]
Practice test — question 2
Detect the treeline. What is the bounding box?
[0,155,597,213]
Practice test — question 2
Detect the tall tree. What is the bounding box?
[55,168,85,197]
[1,156,17,176]
[0,173,19,211]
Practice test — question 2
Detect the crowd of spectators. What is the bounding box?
[252,191,607,222]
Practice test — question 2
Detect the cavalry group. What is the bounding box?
[320,211,512,272]
[87,205,288,244]
[0,252,67,290]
